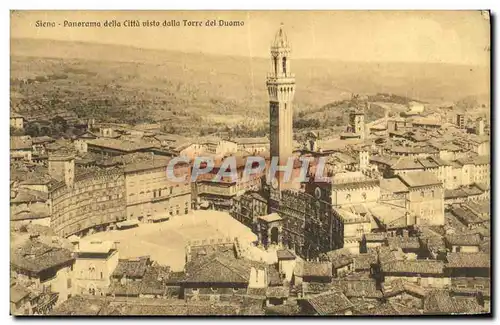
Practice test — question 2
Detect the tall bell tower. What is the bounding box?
[267,26,296,170]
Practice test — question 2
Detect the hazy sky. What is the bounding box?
[11,10,490,65]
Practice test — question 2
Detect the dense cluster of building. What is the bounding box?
[10,27,490,316]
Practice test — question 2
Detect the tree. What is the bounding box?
[51,116,68,135]
[25,123,41,137]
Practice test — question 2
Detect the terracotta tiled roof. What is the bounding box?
[353,253,378,271]
[380,178,408,193]
[382,279,427,298]
[109,281,142,297]
[424,290,483,315]
[49,296,107,315]
[112,256,150,279]
[184,253,267,284]
[398,171,441,188]
[305,291,353,315]
[266,286,289,299]
[445,234,482,247]
[391,157,424,170]
[387,236,421,250]
[32,136,55,145]
[87,138,155,152]
[332,277,383,299]
[11,239,74,275]
[324,248,354,269]
[381,260,445,275]
[10,188,49,204]
[123,157,171,173]
[140,265,171,296]
[296,261,332,278]
[231,137,269,145]
[446,252,490,269]
[265,303,302,315]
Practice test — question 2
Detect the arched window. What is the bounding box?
[361,192,367,200]
[282,57,287,75]
[345,193,351,201]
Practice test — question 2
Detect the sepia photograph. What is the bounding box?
[9,10,491,316]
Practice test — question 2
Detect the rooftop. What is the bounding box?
[258,213,282,223]
[424,290,483,315]
[184,252,269,285]
[123,157,172,173]
[10,283,30,304]
[333,276,383,299]
[276,249,296,261]
[11,239,74,275]
[445,234,482,247]
[231,137,269,145]
[333,207,371,225]
[387,236,421,250]
[112,256,150,279]
[10,188,49,204]
[31,136,55,145]
[323,248,354,268]
[446,252,490,269]
[353,253,378,271]
[77,240,115,255]
[272,26,290,48]
[10,136,32,150]
[381,260,445,275]
[391,157,424,170]
[295,261,332,278]
[380,178,408,193]
[398,171,441,188]
[369,204,408,229]
[305,291,353,315]
[87,138,155,152]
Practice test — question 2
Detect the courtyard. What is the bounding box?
[84,210,261,271]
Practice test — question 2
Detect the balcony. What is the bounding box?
[266,73,296,83]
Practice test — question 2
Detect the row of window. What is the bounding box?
[52,210,124,229]
[190,288,240,294]
[53,184,124,204]
[343,193,368,201]
[53,197,124,216]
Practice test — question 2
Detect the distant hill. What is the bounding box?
[10,38,490,136]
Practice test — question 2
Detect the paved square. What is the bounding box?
[84,210,258,271]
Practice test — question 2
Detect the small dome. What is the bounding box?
[273,26,289,48]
